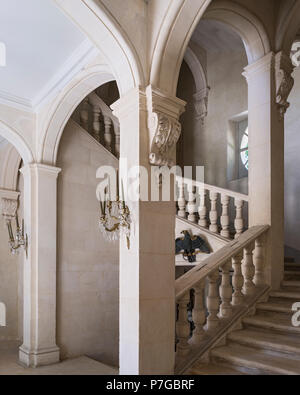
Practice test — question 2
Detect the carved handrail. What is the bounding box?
[175,224,270,374]
[176,225,269,300]
[176,176,248,239]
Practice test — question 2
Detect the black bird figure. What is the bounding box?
[175,230,210,263]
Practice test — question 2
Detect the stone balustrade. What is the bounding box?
[174,225,269,374]
[176,176,249,239]
[79,92,120,158]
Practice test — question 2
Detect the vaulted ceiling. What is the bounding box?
[0,0,97,112]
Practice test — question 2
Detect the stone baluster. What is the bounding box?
[198,189,207,228]
[219,261,233,318]
[242,244,256,296]
[187,183,197,223]
[176,292,191,359]
[191,280,206,344]
[209,191,219,233]
[104,116,113,152]
[253,236,265,286]
[232,252,244,306]
[220,194,230,238]
[92,105,102,142]
[114,125,120,157]
[207,270,220,330]
[234,199,244,238]
[80,97,89,131]
[177,180,186,218]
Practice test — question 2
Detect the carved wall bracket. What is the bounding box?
[1,197,18,220]
[275,52,294,120]
[193,87,210,124]
[146,86,186,167]
[148,112,181,167]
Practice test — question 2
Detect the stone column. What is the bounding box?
[19,164,61,367]
[243,52,294,289]
[112,86,185,375]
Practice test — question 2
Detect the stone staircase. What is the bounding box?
[186,260,300,375]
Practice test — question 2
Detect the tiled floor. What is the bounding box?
[0,341,118,375]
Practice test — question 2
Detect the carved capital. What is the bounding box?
[146,86,186,167]
[275,52,294,120]
[193,87,210,124]
[1,198,18,220]
[148,112,181,166]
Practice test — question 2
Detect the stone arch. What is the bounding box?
[39,64,117,165]
[184,45,208,93]
[54,0,144,95]
[153,0,270,96]
[0,142,22,190]
[0,121,33,165]
[203,1,270,64]
[276,0,300,54]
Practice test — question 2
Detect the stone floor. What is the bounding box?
[0,341,118,375]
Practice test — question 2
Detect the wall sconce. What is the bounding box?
[6,215,28,256]
[99,174,131,249]
[1,198,27,257]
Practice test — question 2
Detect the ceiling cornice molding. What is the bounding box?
[0,39,99,113]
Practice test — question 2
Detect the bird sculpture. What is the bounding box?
[175,230,210,263]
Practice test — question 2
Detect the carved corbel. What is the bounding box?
[193,87,210,124]
[146,86,185,167]
[275,52,294,120]
[148,112,182,167]
[1,198,18,220]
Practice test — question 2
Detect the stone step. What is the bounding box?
[284,263,300,271]
[243,312,300,335]
[282,280,300,288]
[211,344,300,375]
[270,289,300,300]
[284,271,300,280]
[256,299,293,314]
[228,329,300,355]
[185,361,246,375]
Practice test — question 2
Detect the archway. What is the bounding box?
[154,0,270,96]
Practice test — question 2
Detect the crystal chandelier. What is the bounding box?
[99,175,131,249]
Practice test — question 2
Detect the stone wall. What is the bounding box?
[56,120,119,366]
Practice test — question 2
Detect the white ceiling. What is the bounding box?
[0,0,98,112]
[192,19,244,53]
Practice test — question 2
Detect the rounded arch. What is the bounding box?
[55,0,144,96]
[203,1,270,64]
[153,0,270,96]
[184,45,208,93]
[0,121,33,165]
[276,0,300,54]
[40,64,116,165]
[0,142,22,191]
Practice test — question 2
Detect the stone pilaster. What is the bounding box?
[112,86,185,374]
[19,164,61,367]
[243,51,293,289]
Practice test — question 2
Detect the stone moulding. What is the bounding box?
[275,52,294,120]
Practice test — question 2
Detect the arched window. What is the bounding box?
[240,127,249,170]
